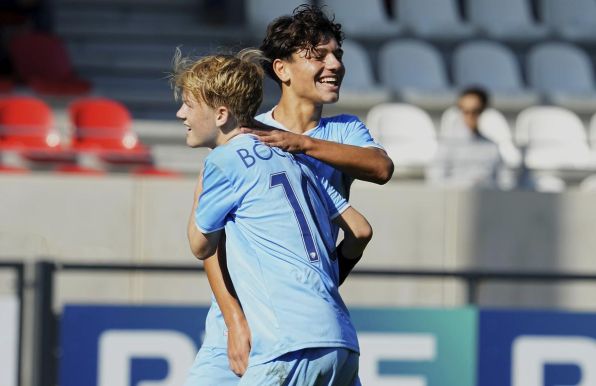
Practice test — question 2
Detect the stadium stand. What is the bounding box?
[527,42,596,113]
[379,39,456,110]
[245,0,308,36]
[540,0,596,42]
[68,98,153,169]
[397,0,476,41]
[515,106,596,171]
[440,106,522,168]
[590,112,596,149]
[366,103,437,174]
[452,40,540,111]
[320,0,403,40]
[9,31,91,96]
[336,39,391,109]
[0,96,77,169]
[53,0,248,119]
[467,0,549,43]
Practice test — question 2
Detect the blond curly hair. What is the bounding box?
[172,48,267,126]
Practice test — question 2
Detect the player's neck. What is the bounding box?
[216,125,242,147]
[273,97,323,134]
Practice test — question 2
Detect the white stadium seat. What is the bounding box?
[452,40,540,111]
[527,42,596,113]
[366,103,437,169]
[338,39,391,108]
[590,112,596,149]
[440,106,522,167]
[397,0,476,41]
[320,0,403,40]
[379,39,456,110]
[467,0,549,42]
[515,106,596,170]
[540,0,596,42]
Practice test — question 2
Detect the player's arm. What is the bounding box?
[316,169,373,284]
[188,169,251,376]
[203,237,251,377]
[333,206,373,285]
[187,171,221,259]
[241,124,394,184]
[306,138,393,184]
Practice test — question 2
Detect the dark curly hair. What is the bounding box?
[259,4,344,84]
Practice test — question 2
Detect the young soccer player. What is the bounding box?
[174,49,371,385]
[190,5,395,383]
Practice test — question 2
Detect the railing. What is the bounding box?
[0,262,25,386]
[24,260,596,386]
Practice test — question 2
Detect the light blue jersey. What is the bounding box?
[257,110,383,199]
[186,112,381,384]
[196,134,358,366]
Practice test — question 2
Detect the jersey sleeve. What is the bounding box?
[195,158,237,234]
[342,115,384,149]
[319,174,350,220]
[297,154,350,220]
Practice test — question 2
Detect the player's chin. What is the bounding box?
[185,138,202,148]
[322,93,340,104]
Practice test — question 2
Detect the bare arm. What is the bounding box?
[187,171,251,376]
[203,237,251,377]
[333,206,373,284]
[187,172,221,260]
[241,127,394,184]
[303,137,394,184]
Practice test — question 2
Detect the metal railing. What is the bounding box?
[29,260,596,386]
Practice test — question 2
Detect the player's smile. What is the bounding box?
[285,37,345,104]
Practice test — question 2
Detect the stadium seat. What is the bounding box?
[540,0,596,42]
[397,0,476,41]
[527,42,596,113]
[452,40,540,111]
[320,0,403,40]
[366,103,437,171]
[590,112,596,149]
[337,39,391,108]
[580,174,596,191]
[515,106,596,170]
[467,0,549,42]
[0,96,76,167]
[379,39,456,110]
[68,98,152,166]
[440,106,522,167]
[9,32,91,96]
[245,0,308,35]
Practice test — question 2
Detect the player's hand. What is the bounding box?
[227,317,251,377]
[241,126,308,153]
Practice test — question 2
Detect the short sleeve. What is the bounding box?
[342,116,384,149]
[195,158,237,233]
[319,174,350,220]
[297,155,350,220]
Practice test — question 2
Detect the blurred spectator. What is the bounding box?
[426,87,504,189]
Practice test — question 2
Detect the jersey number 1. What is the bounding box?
[270,172,319,263]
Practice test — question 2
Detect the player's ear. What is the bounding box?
[215,106,230,126]
[273,59,290,82]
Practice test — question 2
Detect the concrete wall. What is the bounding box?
[2,173,596,309]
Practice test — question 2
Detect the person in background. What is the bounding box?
[427,87,503,189]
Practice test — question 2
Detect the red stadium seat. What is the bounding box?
[0,96,76,165]
[68,98,152,166]
[9,32,91,96]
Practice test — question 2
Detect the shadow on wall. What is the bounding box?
[465,189,560,308]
